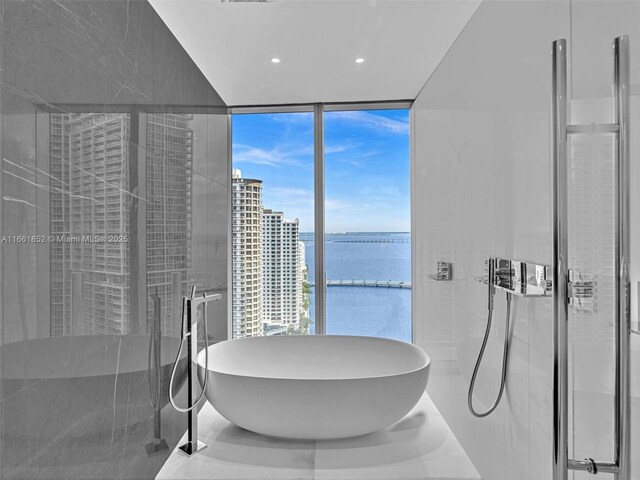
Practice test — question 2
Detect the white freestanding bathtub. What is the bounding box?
[197,335,430,440]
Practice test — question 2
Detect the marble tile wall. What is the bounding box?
[0,1,228,479]
[413,1,640,480]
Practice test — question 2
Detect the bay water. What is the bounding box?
[303,232,411,342]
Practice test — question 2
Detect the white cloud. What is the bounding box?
[269,187,313,201]
[263,187,313,226]
[324,143,351,155]
[361,150,379,158]
[234,141,355,168]
[336,158,362,167]
[232,143,312,167]
[233,144,281,167]
[325,198,350,211]
[270,112,313,124]
[326,111,409,135]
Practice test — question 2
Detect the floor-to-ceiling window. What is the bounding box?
[231,105,410,340]
[323,108,411,341]
[231,111,315,337]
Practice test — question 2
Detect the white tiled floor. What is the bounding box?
[156,393,480,480]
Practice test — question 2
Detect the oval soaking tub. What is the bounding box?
[197,335,430,440]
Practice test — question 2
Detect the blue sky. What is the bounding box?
[232,109,410,233]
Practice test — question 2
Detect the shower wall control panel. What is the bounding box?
[481,257,551,297]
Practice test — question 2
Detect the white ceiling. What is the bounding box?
[150,0,481,106]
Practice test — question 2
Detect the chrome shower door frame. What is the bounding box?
[551,36,631,480]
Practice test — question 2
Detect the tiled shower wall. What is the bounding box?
[412,1,640,479]
[0,1,228,479]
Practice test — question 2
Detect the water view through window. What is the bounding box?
[232,109,410,340]
[232,112,315,337]
[323,109,411,341]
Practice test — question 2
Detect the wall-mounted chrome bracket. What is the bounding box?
[429,261,452,281]
[567,458,618,476]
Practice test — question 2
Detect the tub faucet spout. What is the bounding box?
[168,285,221,457]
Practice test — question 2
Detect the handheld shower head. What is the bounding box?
[469,259,512,418]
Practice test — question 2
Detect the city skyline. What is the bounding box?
[232,109,410,233]
[231,169,309,338]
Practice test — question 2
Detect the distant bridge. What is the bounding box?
[330,238,409,244]
[309,280,411,289]
[299,238,409,244]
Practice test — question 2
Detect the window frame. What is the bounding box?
[229,100,412,336]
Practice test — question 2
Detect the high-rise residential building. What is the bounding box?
[232,169,263,338]
[262,209,301,327]
[50,113,132,335]
[145,113,193,336]
[297,240,308,317]
[297,240,306,282]
[49,114,72,336]
[49,113,193,336]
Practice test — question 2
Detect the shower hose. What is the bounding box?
[467,290,512,418]
[168,288,210,413]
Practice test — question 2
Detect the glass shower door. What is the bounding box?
[565,6,640,476]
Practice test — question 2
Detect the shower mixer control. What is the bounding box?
[568,270,595,313]
[480,257,550,297]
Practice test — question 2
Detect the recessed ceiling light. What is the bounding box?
[355,57,366,64]
[270,57,281,64]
